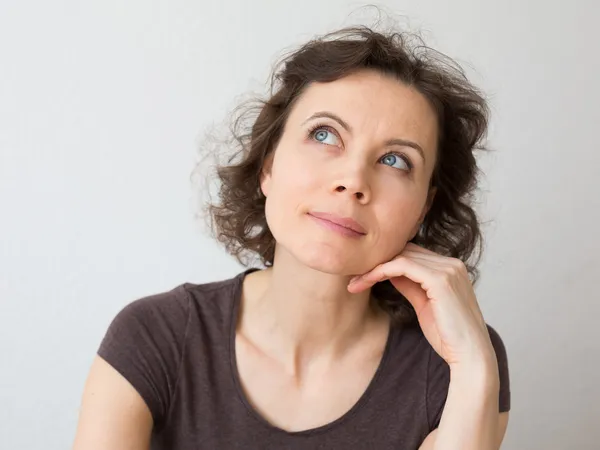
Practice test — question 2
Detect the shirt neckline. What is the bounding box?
[227,268,398,437]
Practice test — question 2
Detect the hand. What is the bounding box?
[347,243,496,369]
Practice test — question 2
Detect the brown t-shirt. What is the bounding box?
[97,268,510,449]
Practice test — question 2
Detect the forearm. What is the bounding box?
[434,356,500,450]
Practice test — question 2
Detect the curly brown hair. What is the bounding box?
[196,24,491,327]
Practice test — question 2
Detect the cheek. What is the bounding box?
[372,195,423,253]
[269,148,321,202]
[263,150,316,230]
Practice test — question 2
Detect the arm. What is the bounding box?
[72,356,153,450]
[419,359,510,450]
[347,245,511,450]
[419,414,509,450]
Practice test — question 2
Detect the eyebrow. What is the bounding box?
[301,111,427,164]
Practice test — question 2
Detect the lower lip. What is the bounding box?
[308,214,365,238]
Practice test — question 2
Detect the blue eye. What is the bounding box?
[380,153,412,171]
[310,126,339,146]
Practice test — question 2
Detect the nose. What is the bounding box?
[331,167,372,204]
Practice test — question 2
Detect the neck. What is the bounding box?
[240,247,387,373]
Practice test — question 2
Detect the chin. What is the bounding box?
[287,239,372,275]
[267,210,401,276]
[301,254,353,275]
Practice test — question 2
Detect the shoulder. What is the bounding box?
[425,323,509,373]
[98,284,192,355]
[108,270,245,333]
[425,323,511,429]
[95,271,247,427]
[425,323,510,386]
[96,284,192,428]
[180,269,249,326]
[115,284,190,324]
[485,324,509,375]
[485,324,511,412]
[103,269,248,344]
[181,270,245,304]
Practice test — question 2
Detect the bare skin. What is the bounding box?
[235,266,390,431]
[231,68,437,433]
[72,68,508,449]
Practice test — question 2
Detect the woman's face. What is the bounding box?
[261,69,439,275]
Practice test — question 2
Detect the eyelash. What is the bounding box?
[306,122,414,172]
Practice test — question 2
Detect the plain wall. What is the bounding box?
[1,1,598,449]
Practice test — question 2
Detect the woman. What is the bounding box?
[73,25,510,449]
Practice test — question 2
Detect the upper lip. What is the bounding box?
[309,211,367,234]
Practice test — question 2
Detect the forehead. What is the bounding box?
[288,69,439,166]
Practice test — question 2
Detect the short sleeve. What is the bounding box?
[426,324,511,429]
[487,325,511,412]
[97,286,190,429]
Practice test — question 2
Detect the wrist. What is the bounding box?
[450,357,500,394]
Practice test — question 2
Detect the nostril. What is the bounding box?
[356,192,364,200]
[335,186,346,192]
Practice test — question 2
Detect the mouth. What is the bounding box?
[307,211,367,238]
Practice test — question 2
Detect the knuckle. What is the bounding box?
[450,258,466,274]
[440,270,454,285]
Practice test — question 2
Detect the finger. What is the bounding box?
[396,251,451,267]
[398,255,483,324]
[402,242,441,256]
[348,256,436,293]
[399,249,462,267]
[390,275,429,314]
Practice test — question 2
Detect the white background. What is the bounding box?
[1,1,598,449]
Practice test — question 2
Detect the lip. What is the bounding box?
[308,211,367,237]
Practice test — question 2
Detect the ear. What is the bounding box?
[410,186,437,240]
[259,152,275,197]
